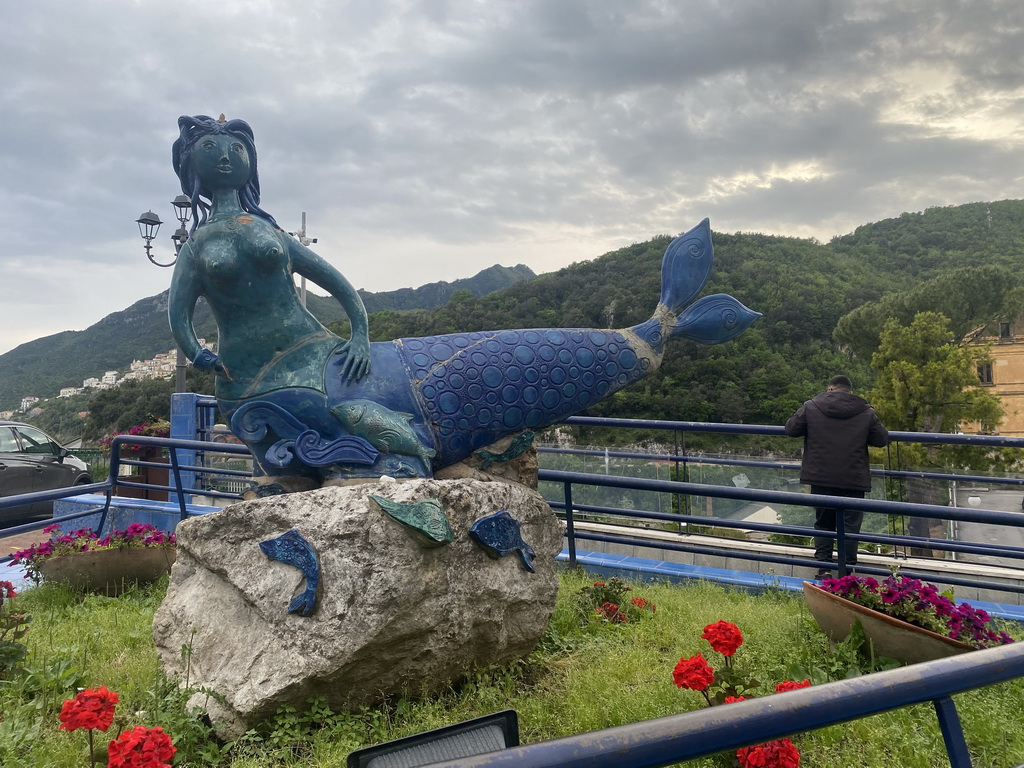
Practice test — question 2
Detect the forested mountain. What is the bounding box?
[339,200,1024,427]
[358,264,536,313]
[0,263,535,410]
[7,200,1024,421]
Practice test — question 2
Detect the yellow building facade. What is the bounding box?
[974,323,1024,435]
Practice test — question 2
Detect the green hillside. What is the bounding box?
[347,200,1024,427]
[7,199,1024,421]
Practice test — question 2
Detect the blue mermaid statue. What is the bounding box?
[168,114,759,493]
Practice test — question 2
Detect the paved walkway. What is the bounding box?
[1,528,47,557]
[0,527,47,587]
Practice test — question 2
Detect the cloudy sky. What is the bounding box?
[2,0,1023,356]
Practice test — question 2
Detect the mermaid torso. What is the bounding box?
[187,216,343,401]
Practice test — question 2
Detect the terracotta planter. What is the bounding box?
[803,581,973,665]
[37,547,176,596]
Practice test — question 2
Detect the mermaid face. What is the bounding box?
[192,133,251,192]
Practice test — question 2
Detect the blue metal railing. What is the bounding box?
[0,435,250,562]
[417,642,1024,768]
[542,468,1024,595]
[537,416,1024,594]
[155,395,1024,596]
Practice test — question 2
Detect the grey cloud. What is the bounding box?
[3,0,1024,355]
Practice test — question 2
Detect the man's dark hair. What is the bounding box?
[828,375,853,391]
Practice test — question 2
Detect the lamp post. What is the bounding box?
[135,195,192,391]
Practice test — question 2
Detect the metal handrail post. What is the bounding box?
[933,696,971,768]
[563,481,577,568]
[168,447,188,521]
[836,513,848,576]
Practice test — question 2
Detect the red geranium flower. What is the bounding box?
[724,695,747,703]
[631,596,656,612]
[775,679,811,693]
[736,737,801,768]
[702,620,744,656]
[58,686,119,732]
[107,725,176,768]
[672,653,715,691]
[595,601,628,624]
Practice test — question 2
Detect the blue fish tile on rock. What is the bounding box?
[259,529,320,617]
[470,510,537,572]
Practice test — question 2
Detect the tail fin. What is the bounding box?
[659,218,714,315]
[669,293,761,345]
[629,218,760,353]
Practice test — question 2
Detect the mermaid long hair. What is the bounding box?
[172,114,280,233]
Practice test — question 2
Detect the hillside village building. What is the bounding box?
[29,340,211,407]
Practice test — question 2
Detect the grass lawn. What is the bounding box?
[1,569,1022,767]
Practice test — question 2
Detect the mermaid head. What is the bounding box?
[172,114,280,233]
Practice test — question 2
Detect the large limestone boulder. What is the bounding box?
[152,478,562,738]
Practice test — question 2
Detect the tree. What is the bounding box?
[23,392,96,442]
[834,265,1023,360]
[866,312,1004,554]
[868,312,1002,434]
[82,369,215,442]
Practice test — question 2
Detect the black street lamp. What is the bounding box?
[135,196,194,390]
[136,195,192,267]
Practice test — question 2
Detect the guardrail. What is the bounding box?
[539,417,1024,598]
[0,434,251,559]
[159,395,1024,599]
[544,468,1024,596]
[10,404,1024,600]
[415,641,1024,768]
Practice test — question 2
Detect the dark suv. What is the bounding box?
[0,421,93,522]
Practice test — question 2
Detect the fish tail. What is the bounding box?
[659,218,714,316]
[631,219,760,352]
[518,544,536,573]
[288,587,318,617]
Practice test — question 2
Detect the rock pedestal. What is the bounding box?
[152,478,562,738]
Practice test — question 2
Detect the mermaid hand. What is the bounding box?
[337,337,371,382]
[193,349,234,381]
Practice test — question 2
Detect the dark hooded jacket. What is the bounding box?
[784,391,888,491]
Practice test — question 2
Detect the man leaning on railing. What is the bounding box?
[785,375,889,579]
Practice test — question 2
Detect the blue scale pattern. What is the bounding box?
[400,328,647,460]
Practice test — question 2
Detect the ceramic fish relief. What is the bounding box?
[470,509,537,572]
[259,528,320,616]
[370,494,454,547]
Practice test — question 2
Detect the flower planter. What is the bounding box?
[37,547,176,596]
[803,581,973,665]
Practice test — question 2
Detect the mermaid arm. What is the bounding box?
[288,238,371,382]
[168,248,231,379]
